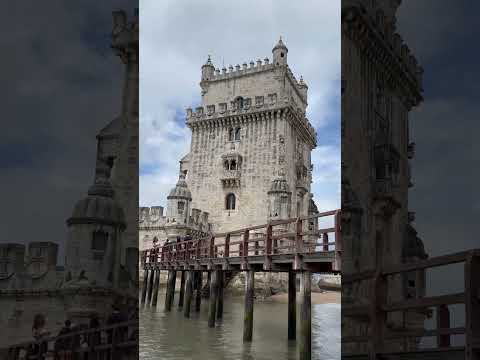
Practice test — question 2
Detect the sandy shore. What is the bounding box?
[266,291,340,304]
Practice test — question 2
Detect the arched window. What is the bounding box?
[178,201,185,212]
[224,160,229,169]
[92,230,108,251]
[228,128,234,141]
[236,96,244,109]
[226,193,236,210]
[235,127,241,141]
[230,160,237,170]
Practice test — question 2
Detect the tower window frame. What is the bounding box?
[234,127,241,141]
[178,201,185,212]
[226,193,236,210]
[92,230,108,251]
[235,96,244,110]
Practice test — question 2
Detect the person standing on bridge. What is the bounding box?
[55,320,73,360]
[31,314,50,359]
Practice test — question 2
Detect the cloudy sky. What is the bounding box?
[397,1,480,258]
[139,0,341,212]
[396,1,480,321]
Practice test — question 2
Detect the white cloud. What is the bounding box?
[140,0,340,210]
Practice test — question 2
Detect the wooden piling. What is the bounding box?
[147,268,155,304]
[205,271,211,299]
[299,271,311,360]
[217,271,224,320]
[178,271,186,309]
[184,270,194,318]
[243,270,254,342]
[288,270,297,340]
[141,269,148,305]
[165,270,176,312]
[151,269,160,307]
[208,271,219,327]
[195,271,202,311]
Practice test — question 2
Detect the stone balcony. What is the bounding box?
[221,169,241,188]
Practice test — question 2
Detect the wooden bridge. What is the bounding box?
[342,249,480,360]
[141,210,341,360]
[4,320,138,360]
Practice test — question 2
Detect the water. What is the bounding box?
[140,290,340,360]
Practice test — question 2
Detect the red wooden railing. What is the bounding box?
[5,320,138,360]
[342,249,480,358]
[142,210,341,269]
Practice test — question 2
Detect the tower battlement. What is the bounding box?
[197,38,309,117]
[343,0,423,105]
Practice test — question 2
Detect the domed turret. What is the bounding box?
[201,55,215,82]
[267,170,292,219]
[272,36,288,66]
[298,75,308,102]
[65,158,125,290]
[166,172,192,226]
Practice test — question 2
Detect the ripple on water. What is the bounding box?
[140,292,340,360]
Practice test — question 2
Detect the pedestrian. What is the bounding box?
[55,320,73,360]
[31,314,50,359]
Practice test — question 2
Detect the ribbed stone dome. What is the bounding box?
[67,159,125,228]
[68,195,125,227]
[167,173,192,200]
[272,36,288,52]
[268,172,291,194]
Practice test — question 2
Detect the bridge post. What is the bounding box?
[295,218,304,253]
[141,268,148,305]
[184,270,194,318]
[243,269,255,342]
[299,271,311,360]
[205,271,211,299]
[147,268,155,304]
[208,270,219,327]
[165,270,177,312]
[151,269,160,307]
[465,252,480,360]
[195,271,203,311]
[217,271,224,320]
[436,304,450,347]
[178,271,186,309]
[288,270,297,340]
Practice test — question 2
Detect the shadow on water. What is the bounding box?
[140,289,340,360]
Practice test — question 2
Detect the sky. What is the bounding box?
[0,1,135,262]
[396,1,480,332]
[397,1,480,258]
[139,0,341,213]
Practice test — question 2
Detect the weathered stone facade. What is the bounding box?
[140,39,320,257]
[341,0,428,352]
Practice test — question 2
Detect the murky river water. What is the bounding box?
[140,289,340,360]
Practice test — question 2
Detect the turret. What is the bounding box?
[65,158,125,288]
[298,76,308,102]
[267,170,292,220]
[201,55,215,82]
[165,172,193,242]
[272,37,288,66]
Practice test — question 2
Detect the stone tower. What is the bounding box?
[341,0,427,352]
[183,38,318,233]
